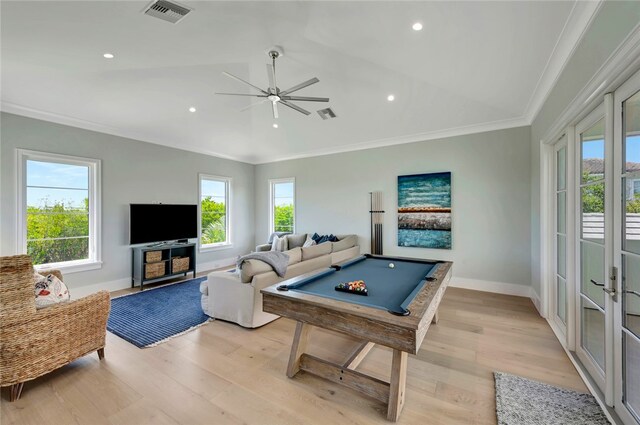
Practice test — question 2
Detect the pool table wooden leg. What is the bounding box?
[387,349,408,421]
[287,322,311,378]
[432,309,439,324]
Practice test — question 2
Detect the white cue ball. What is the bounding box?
[389,263,395,269]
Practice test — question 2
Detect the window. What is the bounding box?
[17,149,101,272]
[269,178,295,234]
[199,174,231,249]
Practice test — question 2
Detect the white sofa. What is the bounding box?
[201,235,359,328]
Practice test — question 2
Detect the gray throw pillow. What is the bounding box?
[286,233,307,249]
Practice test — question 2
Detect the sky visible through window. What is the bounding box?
[582,135,640,162]
[274,182,294,206]
[27,160,88,208]
[201,179,226,202]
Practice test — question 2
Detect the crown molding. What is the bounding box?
[540,20,640,145]
[2,100,529,165]
[254,116,530,164]
[524,0,603,124]
[0,102,252,164]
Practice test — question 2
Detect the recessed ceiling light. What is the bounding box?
[387,95,395,102]
[412,22,423,31]
[103,53,114,59]
[273,123,279,128]
[189,107,196,112]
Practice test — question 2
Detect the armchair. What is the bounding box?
[0,255,110,401]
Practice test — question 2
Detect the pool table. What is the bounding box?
[261,254,453,421]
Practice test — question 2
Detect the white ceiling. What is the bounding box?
[1,1,600,164]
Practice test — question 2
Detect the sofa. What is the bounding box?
[201,234,359,328]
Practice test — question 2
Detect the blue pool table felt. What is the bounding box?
[284,256,437,314]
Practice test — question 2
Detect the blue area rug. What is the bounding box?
[107,277,210,348]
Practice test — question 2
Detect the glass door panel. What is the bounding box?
[620,86,640,423]
[555,142,568,330]
[558,192,567,234]
[558,276,567,324]
[558,234,566,278]
[625,332,640,419]
[581,241,606,308]
[582,296,606,370]
[582,186,605,244]
[577,106,608,392]
[623,254,640,337]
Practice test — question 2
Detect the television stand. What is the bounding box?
[131,242,196,290]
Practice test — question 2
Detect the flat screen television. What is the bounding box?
[130,204,198,245]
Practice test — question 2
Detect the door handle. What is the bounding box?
[626,290,640,298]
[603,287,616,296]
[590,279,604,287]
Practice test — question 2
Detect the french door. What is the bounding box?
[573,69,640,424]
[553,135,569,337]
[576,102,610,394]
[613,69,640,424]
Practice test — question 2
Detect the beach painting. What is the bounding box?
[398,172,451,249]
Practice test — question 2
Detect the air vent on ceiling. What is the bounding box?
[143,0,192,24]
[317,108,337,120]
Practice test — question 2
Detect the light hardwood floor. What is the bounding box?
[1,287,587,425]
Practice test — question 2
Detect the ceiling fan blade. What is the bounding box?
[272,101,279,119]
[280,100,311,116]
[279,77,319,96]
[222,72,269,95]
[281,95,329,102]
[239,99,267,112]
[266,63,276,93]
[215,92,268,97]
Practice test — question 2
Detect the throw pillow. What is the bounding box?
[311,233,339,244]
[271,235,287,252]
[302,235,316,247]
[35,274,70,309]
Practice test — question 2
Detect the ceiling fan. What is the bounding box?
[215,47,329,119]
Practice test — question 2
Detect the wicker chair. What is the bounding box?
[0,255,110,401]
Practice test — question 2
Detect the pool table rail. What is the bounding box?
[261,258,453,355]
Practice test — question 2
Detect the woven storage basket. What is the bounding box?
[172,257,190,273]
[145,262,165,279]
[145,251,162,263]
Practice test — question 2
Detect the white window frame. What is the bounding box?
[269,177,296,235]
[198,174,232,252]
[16,149,102,273]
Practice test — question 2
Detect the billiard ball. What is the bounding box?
[389,263,395,269]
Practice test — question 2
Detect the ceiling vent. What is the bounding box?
[143,0,192,24]
[317,108,337,120]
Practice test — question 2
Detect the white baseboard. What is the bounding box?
[70,277,131,299]
[530,290,543,316]
[69,256,237,298]
[449,276,532,298]
[198,256,236,274]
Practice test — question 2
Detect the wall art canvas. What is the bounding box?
[398,172,451,249]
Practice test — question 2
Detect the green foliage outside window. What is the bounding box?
[581,173,604,214]
[201,196,226,244]
[274,204,294,232]
[27,200,89,265]
[581,172,640,213]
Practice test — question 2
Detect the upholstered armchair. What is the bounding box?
[0,255,110,401]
